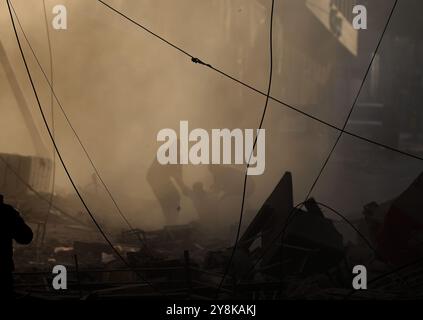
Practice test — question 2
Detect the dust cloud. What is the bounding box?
[1,0,418,234]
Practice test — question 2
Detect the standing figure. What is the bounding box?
[0,194,33,298]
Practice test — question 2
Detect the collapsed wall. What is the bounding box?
[0,153,52,196]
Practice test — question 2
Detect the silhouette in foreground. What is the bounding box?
[0,194,33,298]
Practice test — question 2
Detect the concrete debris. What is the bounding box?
[9,171,423,300]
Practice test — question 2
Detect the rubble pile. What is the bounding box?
[10,171,423,300]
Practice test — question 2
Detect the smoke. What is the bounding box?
[1,0,421,234]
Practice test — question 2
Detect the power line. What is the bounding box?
[100,0,333,120]
[215,0,275,298]
[304,0,399,201]
[8,0,138,234]
[95,0,339,130]
[344,130,423,162]
[12,0,417,248]
[7,0,418,300]
[98,0,194,59]
[96,0,423,163]
[95,0,419,297]
[11,2,419,260]
[225,200,307,292]
[6,0,160,295]
[6,0,415,299]
[275,0,398,293]
[316,201,375,253]
[235,200,375,285]
[235,0,399,292]
[41,0,56,244]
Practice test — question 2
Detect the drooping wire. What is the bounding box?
[98,0,194,59]
[235,200,375,285]
[96,0,423,163]
[8,0,138,235]
[344,130,423,161]
[215,0,275,297]
[40,0,56,244]
[276,0,399,284]
[304,0,399,202]
[5,0,160,295]
[5,0,410,299]
[95,0,338,132]
[316,201,376,253]
[233,0,399,293]
[96,0,418,297]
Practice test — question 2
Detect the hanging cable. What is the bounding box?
[40,0,56,245]
[9,0,139,236]
[6,0,161,295]
[304,0,399,202]
[235,200,375,286]
[95,0,423,163]
[215,0,275,298]
[276,0,398,290]
[316,201,376,253]
[96,0,416,298]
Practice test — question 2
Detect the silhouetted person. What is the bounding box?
[0,194,33,298]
